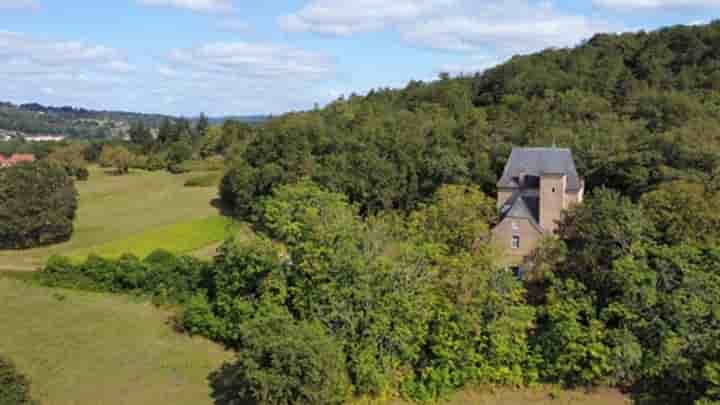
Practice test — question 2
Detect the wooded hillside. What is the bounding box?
[222,21,720,215]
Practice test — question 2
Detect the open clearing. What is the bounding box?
[0,277,233,405]
[0,166,234,271]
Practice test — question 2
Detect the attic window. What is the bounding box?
[512,236,520,249]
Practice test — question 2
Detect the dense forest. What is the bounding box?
[32,21,720,405]
[221,21,720,214]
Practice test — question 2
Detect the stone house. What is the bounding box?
[492,148,584,262]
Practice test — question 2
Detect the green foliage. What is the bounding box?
[640,181,720,245]
[99,144,133,174]
[0,356,38,405]
[536,277,614,386]
[128,121,154,152]
[41,251,209,304]
[184,173,221,187]
[0,161,78,249]
[47,142,90,179]
[209,316,351,405]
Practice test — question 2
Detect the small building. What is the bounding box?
[492,148,584,262]
[0,154,36,168]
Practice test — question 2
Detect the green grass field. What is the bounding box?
[67,215,241,261]
[0,166,236,271]
[0,277,233,405]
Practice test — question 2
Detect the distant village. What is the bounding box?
[0,129,66,143]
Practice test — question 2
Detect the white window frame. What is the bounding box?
[512,235,520,249]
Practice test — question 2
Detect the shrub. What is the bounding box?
[184,173,221,188]
[144,156,166,171]
[0,355,38,405]
[75,166,90,181]
[209,316,351,405]
[167,162,190,174]
[180,158,225,172]
[40,251,209,304]
[0,162,78,249]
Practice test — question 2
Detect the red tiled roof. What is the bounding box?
[0,153,35,167]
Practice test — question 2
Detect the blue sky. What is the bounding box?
[0,0,718,116]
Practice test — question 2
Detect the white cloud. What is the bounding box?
[0,31,127,69]
[0,0,38,10]
[593,0,720,9]
[438,55,507,76]
[281,0,617,54]
[138,0,233,13]
[279,0,452,36]
[403,5,615,53]
[168,41,334,80]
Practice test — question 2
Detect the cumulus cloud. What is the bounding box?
[137,0,233,13]
[403,3,616,53]
[0,31,141,111]
[0,31,129,69]
[438,55,507,76]
[593,0,720,9]
[279,0,452,36]
[281,0,617,54]
[0,0,39,10]
[168,41,334,80]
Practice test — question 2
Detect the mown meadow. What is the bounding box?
[0,165,236,271]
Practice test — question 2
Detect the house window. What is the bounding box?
[552,187,556,193]
[512,235,520,249]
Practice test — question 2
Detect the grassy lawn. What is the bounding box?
[66,215,241,261]
[0,277,233,405]
[0,166,232,271]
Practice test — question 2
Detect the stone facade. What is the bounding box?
[492,148,584,263]
[493,217,543,261]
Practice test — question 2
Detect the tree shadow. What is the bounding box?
[211,198,236,217]
[208,362,256,405]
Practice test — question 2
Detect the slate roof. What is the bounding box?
[497,148,582,191]
[500,195,544,231]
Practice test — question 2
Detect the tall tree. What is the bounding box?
[128,121,153,152]
[195,113,209,139]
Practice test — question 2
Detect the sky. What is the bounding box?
[0,0,718,116]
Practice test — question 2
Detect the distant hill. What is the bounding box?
[0,101,268,139]
[207,115,270,126]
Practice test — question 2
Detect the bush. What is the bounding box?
[167,162,190,174]
[209,316,351,405]
[0,162,78,249]
[180,158,225,172]
[184,173,221,188]
[144,156,166,171]
[0,355,38,405]
[75,166,89,181]
[41,251,209,304]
